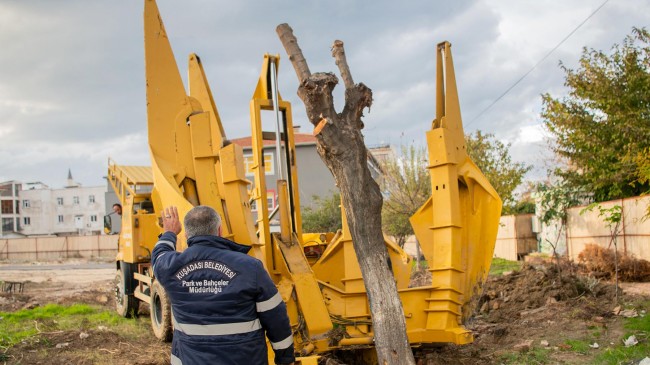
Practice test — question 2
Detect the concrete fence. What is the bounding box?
[494,214,538,261]
[494,195,650,262]
[3,196,648,263]
[0,235,118,261]
[566,195,650,261]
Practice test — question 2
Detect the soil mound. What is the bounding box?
[477,261,617,322]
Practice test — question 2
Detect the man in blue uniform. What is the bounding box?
[152,205,295,365]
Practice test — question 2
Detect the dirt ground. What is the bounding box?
[1,260,649,364]
[411,265,650,365]
[0,260,170,365]
[0,262,115,312]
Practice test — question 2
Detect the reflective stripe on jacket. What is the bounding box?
[152,232,295,365]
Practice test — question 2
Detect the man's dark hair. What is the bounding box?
[113,203,121,208]
[184,206,221,238]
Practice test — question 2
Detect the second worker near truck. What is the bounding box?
[151,205,295,365]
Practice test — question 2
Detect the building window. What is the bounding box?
[57,197,64,206]
[1,200,13,214]
[90,215,97,222]
[244,153,274,176]
[73,196,80,205]
[23,200,30,208]
[251,191,276,212]
[58,215,64,223]
[0,185,12,197]
[23,217,31,225]
[267,193,276,210]
[2,218,13,231]
[89,195,95,203]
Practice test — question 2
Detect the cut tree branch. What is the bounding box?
[276,23,311,83]
[331,40,354,90]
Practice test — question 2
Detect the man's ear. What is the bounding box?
[217,225,222,237]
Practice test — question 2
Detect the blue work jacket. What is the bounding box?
[152,231,295,365]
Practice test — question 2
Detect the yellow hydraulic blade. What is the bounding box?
[409,41,502,342]
[144,0,200,184]
[144,0,200,248]
[187,53,261,252]
[144,0,260,253]
[188,53,226,151]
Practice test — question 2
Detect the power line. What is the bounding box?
[466,0,610,128]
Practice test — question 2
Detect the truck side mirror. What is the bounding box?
[104,215,112,234]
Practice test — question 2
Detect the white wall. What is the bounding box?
[19,189,53,235]
[20,185,107,236]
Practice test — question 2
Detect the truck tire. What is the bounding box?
[115,268,138,318]
[150,280,173,342]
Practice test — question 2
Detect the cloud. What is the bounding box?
[1,0,648,189]
[0,132,148,187]
[517,124,545,144]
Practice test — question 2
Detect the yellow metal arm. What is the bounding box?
[409,41,502,343]
[143,0,258,250]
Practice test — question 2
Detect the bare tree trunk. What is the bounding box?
[277,24,416,365]
[610,221,621,303]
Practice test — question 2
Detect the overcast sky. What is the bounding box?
[0,0,647,188]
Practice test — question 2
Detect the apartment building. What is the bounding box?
[0,171,108,237]
[0,180,23,238]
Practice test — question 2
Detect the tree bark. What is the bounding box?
[277,23,416,365]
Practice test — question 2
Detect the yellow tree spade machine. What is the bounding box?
[107,0,502,362]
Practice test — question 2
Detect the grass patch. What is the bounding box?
[489,258,522,276]
[596,342,650,365]
[594,300,650,364]
[0,303,150,349]
[411,259,428,271]
[563,339,591,354]
[623,306,650,333]
[499,347,550,364]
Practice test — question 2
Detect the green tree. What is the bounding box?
[631,147,650,190]
[510,182,538,215]
[536,181,583,237]
[631,147,650,217]
[301,192,342,232]
[381,146,430,247]
[541,27,650,202]
[535,179,585,280]
[465,130,532,214]
[381,211,412,247]
[510,199,536,215]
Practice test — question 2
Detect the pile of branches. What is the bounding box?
[578,244,650,282]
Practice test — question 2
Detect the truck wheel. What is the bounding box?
[150,280,173,342]
[115,268,138,318]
